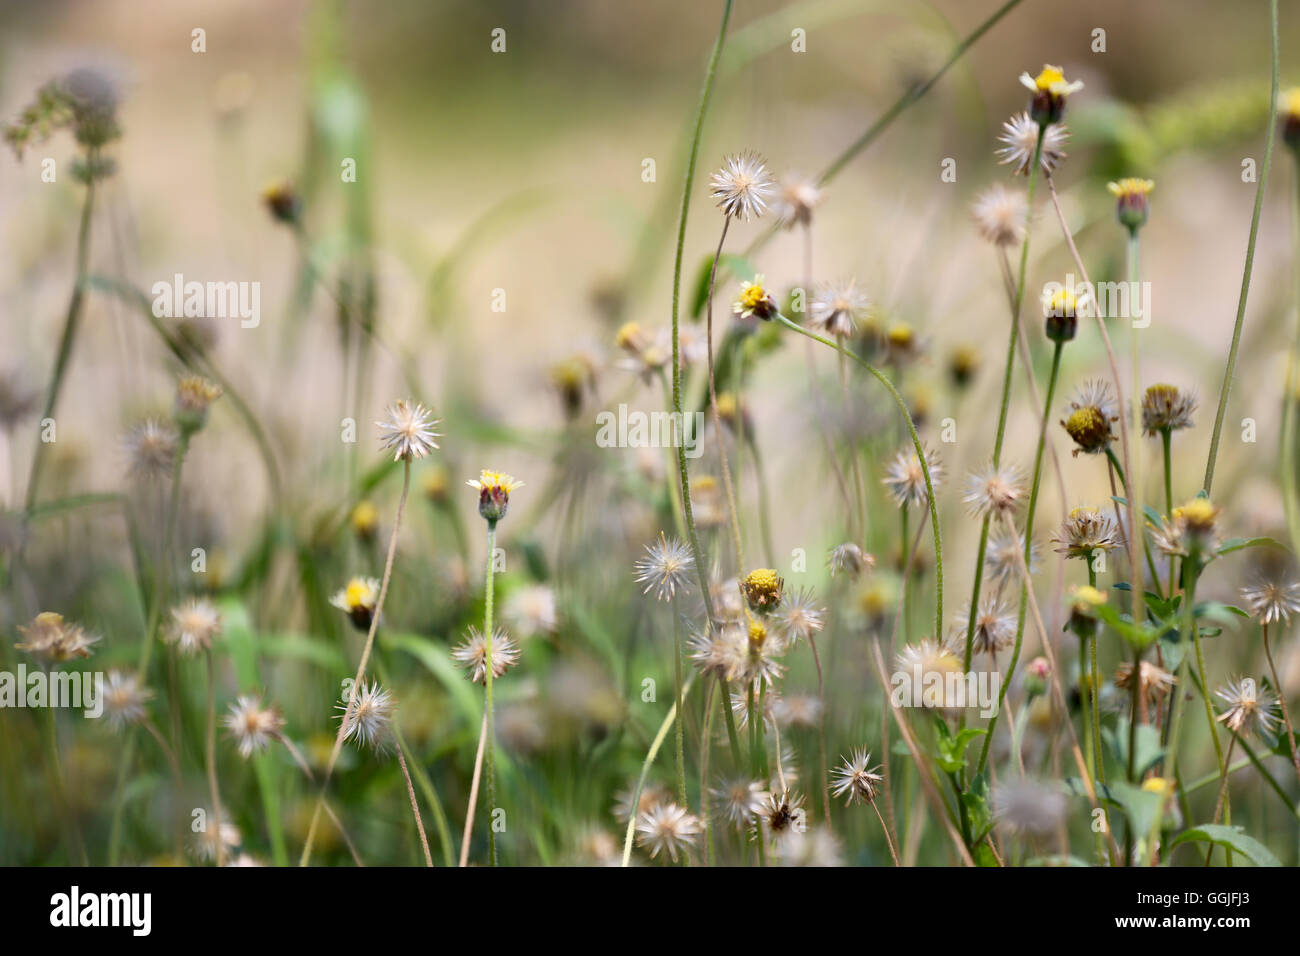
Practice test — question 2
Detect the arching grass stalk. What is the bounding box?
[965,130,1043,676]
[975,340,1063,776]
[664,0,743,766]
[672,600,688,807]
[394,744,433,866]
[621,678,694,866]
[1283,154,1300,554]
[668,0,731,611]
[301,458,411,866]
[773,313,943,634]
[1204,0,1279,496]
[24,153,97,514]
[703,217,746,574]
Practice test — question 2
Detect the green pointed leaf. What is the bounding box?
[1170,825,1280,867]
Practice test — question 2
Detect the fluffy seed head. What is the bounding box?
[1141,383,1197,435]
[963,462,1026,517]
[830,748,883,806]
[1215,677,1279,738]
[336,679,395,750]
[633,534,695,602]
[809,278,869,338]
[377,400,440,462]
[1240,578,1300,626]
[452,626,521,684]
[708,151,775,221]
[1061,379,1118,455]
[971,183,1028,247]
[1052,507,1121,559]
[997,111,1069,175]
[102,669,152,729]
[882,444,943,509]
[166,598,222,655]
[635,802,700,861]
[14,611,99,663]
[123,419,179,482]
[223,695,284,758]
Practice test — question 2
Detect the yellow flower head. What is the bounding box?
[1108,178,1154,232]
[1173,498,1218,534]
[330,576,380,630]
[350,500,379,539]
[1019,64,1083,126]
[261,180,301,225]
[1282,87,1300,120]
[734,275,777,321]
[740,568,784,613]
[468,470,524,523]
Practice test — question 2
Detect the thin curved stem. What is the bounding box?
[1204,0,1279,495]
[621,678,694,866]
[301,457,411,865]
[774,313,942,635]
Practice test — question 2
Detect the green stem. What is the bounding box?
[484,520,498,867]
[1203,0,1279,495]
[25,160,96,513]
[976,339,1061,775]
[774,313,942,635]
[621,678,693,866]
[966,130,1043,677]
[1283,155,1300,555]
[669,0,732,621]
[672,599,687,807]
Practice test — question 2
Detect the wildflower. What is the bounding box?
[1019,64,1084,126]
[882,444,943,509]
[1108,178,1154,233]
[336,679,395,750]
[994,779,1068,836]
[166,598,223,654]
[733,275,779,321]
[192,817,241,862]
[715,393,752,436]
[774,172,821,227]
[377,400,440,462]
[14,611,99,663]
[633,534,695,601]
[452,626,521,684]
[753,789,806,842]
[467,470,523,523]
[330,576,380,631]
[350,500,379,541]
[689,619,784,688]
[1151,498,1221,559]
[772,693,823,728]
[772,826,843,867]
[615,781,670,824]
[809,278,869,338]
[960,595,1017,656]
[972,183,1028,247]
[1052,507,1121,559]
[771,587,825,646]
[895,638,966,713]
[1141,383,1196,435]
[709,151,775,221]
[1068,585,1107,631]
[740,568,784,613]
[1240,578,1300,626]
[730,688,776,730]
[997,111,1069,176]
[828,542,874,579]
[711,777,768,826]
[1215,677,1280,737]
[1115,660,1177,707]
[223,695,284,758]
[883,321,924,366]
[830,748,883,806]
[262,180,301,225]
[173,376,222,434]
[635,802,701,861]
[1023,656,1051,697]
[1061,379,1118,456]
[948,344,981,388]
[102,670,152,730]
[963,462,1026,517]
[1042,284,1088,343]
[422,465,450,505]
[123,419,179,481]
[1282,87,1300,153]
[986,529,1040,589]
[504,584,558,637]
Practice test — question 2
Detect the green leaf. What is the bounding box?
[1215,536,1283,556]
[961,772,994,843]
[689,252,757,319]
[1104,719,1165,777]
[1170,825,1280,867]
[1108,780,1166,838]
[935,726,986,774]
